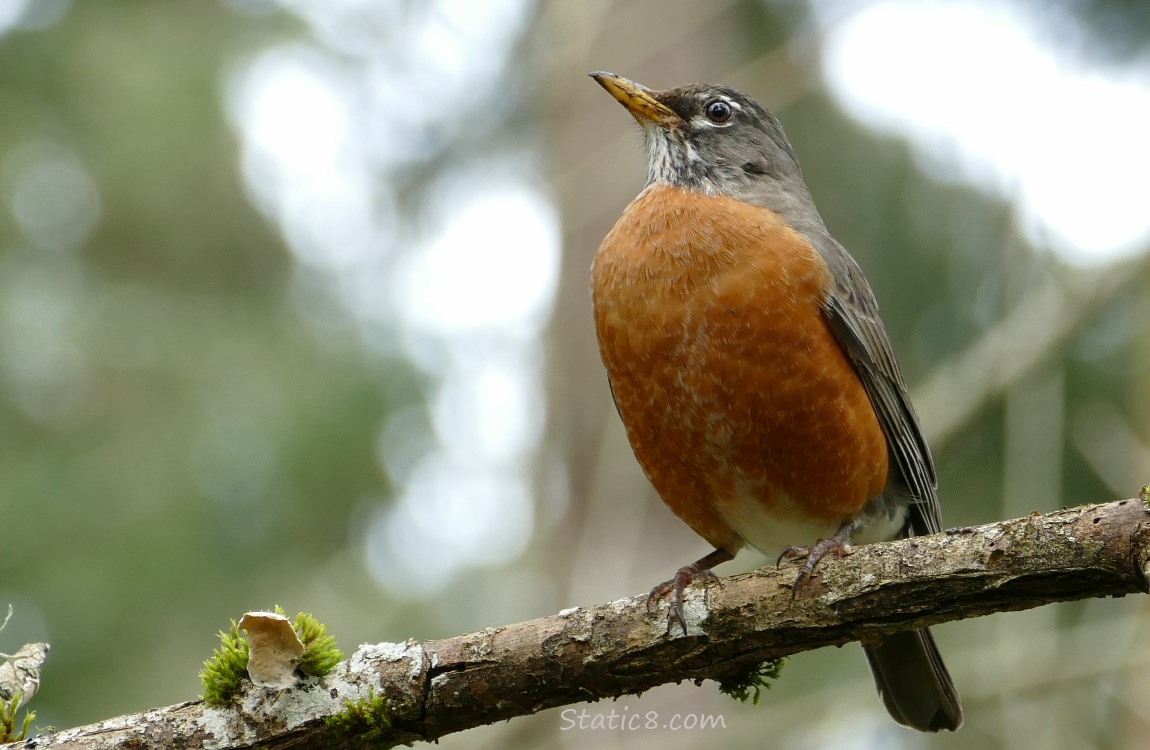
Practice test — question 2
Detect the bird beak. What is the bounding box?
[590,72,682,128]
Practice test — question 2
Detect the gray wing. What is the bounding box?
[812,234,943,536]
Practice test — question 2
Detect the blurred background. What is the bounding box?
[2,0,1150,748]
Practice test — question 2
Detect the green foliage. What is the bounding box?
[324,688,392,743]
[199,609,342,706]
[294,611,343,677]
[0,695,35,743]
[199,621,249,707]
[717,658,786,705]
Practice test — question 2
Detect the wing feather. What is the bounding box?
[814,235,943,536]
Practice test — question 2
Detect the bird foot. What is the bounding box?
[776,522,854,597]
[647,548,734,634]
[647,564,721,635]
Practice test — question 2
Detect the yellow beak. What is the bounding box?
[590,72,682,128]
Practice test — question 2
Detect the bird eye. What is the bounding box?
[704,100,732,123]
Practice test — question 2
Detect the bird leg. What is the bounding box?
[647,547,734,635]
[776,519,855,596]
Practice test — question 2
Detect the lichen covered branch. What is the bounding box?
[10,499,1150,750]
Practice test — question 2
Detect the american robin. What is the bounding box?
[589,72,962,732]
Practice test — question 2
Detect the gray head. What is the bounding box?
[590,72,809,207]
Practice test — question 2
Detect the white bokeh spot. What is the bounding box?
[819,0,1150,265]
[396,183,560,336]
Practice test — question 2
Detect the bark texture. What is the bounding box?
[11,499,1150,750]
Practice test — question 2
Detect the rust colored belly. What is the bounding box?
[592,183,888,553]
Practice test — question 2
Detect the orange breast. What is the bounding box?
[591,183,888,553]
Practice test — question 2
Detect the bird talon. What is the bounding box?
[667,603,687,636]
[780,523,855,597]
[775,544,808,568]
[646,552,731,635]
[646,579,674,612]
[647,563,700,633]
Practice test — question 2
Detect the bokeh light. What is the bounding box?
[819,0,1150,264]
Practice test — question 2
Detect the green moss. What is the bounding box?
[717,658,785,705]
[294,611,343,677]
[199,620,250,707]
[325,687,392,743]
[200,609,343,705]
[0,695,35,742]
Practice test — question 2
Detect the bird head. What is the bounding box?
[590,72,804,200]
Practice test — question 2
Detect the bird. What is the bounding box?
[588,71,962,733]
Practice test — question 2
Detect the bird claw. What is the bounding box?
[776,524,854,598]
[647,564,721,635]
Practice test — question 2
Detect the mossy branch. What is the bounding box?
[7,499,1150,750]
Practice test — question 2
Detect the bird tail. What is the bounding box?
[863,627,962,732]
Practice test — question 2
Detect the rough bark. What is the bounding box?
[11,499,1150,750]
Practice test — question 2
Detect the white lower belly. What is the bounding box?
[717,492,837,557]
[717,489,908,557]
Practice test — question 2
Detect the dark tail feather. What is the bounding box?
[863,627,962,732]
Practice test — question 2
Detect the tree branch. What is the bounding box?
[12,499,1150,750]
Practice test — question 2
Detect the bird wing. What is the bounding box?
[812,233,943,536]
